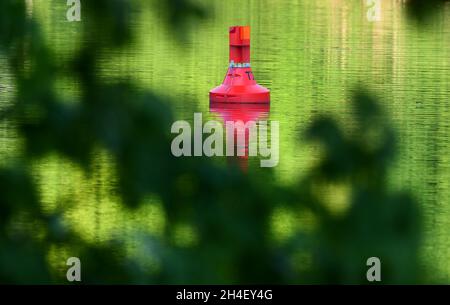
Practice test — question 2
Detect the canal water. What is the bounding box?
[0,0,449,282]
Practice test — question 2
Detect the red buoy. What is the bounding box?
[210,26,270,104]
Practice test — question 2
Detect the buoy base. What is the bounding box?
[210,84,270,103]
[209,67,270,104]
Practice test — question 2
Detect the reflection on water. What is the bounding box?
[210,102,270,171]
[0,0,449,281]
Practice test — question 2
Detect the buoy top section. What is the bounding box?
[229,26,250,64]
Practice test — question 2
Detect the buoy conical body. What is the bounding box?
[210,26,270,104]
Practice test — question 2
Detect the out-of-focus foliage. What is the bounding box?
[290,90,422,284]
[406,0,450,22]
[0,0,441,284]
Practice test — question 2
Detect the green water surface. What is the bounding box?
[0,0,449,282]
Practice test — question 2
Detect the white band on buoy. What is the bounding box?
[229,62,251,68]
